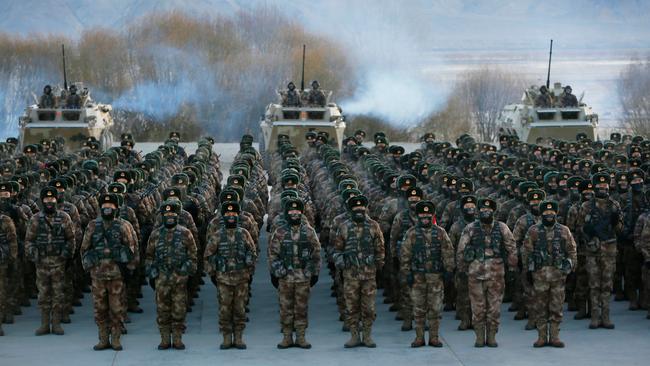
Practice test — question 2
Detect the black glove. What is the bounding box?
[149,278,156,291]
[271,274,279,289]
[310,275,318,287]
[526,271,534,284]
[210,275,218,286]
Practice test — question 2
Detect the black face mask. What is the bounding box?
[43,203,57,215]
[164,215,178,228]
[479,210,493,224]
[581,192,594,202]
[595,188,609,199]
[418,216,432,228]
[530,206,541,216]
[617,184,628,193]
[287,213,302,225]
[558,186,568,197]
[547,187,557,195]
[631,182,643,192]
[570,189,580,201]
[225,216,238,228]
[542,213,556,227]
[101,208,115,221]
[0,198,11,210]
[352,210,366,223]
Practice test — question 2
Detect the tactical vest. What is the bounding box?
[86,218,132,266]
[342,220,375,268]
[530,223,570,272]
[208,225,250,273]
[525,213,535,228]
[278,224,313,271]
[396,209,415,256]
[34,212,69,258]
[589,199,616,241]
[153,227,190,276]
[464,221,503,263]
[411,225,443,273]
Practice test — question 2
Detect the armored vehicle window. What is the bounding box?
[37,111,56,121]
[282,111,300,120]
[560,111,580,120]
[307,111,325,120]
[62,111,81,121]
[536,111,556,121]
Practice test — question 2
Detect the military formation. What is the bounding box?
[1,121,650,353]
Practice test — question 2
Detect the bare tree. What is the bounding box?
[618,57,650,136]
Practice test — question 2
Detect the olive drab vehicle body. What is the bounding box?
[19,82,115,152]
[259,88,346,167]
[498,82,599,143]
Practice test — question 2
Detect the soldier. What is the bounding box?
[146,201,198,350]
[307,80,326,107]
[0,207,18,336]
[634,190,650,320]
[399,201,455,347]
[577,172,622,329]
[282,82,302,107]
[25,187,75,336]
[535,85,553,108]
[333,196,385,348]
[457,198,517,347]
[66,84,82,109]
[80,194,138,351]
[559,85,578,108]
[204,202,256,350]
[522,200,577,348]
[268,198,321,349]
[449,195,477,330]
[39,85,56,108]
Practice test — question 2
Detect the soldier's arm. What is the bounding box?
[456,226,471,273]
[307,226,322,276]
[62,214,76,255]
[79,221,96,257]
[267,229,281,271]
[398,229,414,276]
[389,214,401,259]
[128,209,141,243]
[612,201,623,233]
[243,229,257,262]
[521,226,535,271]
[500,223,518,270]
[564,226,578,270]
[145,230,158,269]
[635,216,650,260]
[372,221,385,269]
[121,221,139,269]
[4,217,18,261]
[506,210,517,230]
[633,214,645,245]
[440,228,455,273]
[184,228,198,274]
[24,216,38,255]
[512,218,525,246]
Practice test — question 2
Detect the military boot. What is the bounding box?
[486,325,498,347]
[172,328,185,350]
[533,323,547,348]
[158,328,171,350]
[524,317,536,330]
[361,326,376,348]
[401,317,413,331]
[600,309,615,329]
[111,327,123,351]
[344,328,361,348]
[514,308,527,320]
[277,328,293,349]
[574,301,588,320]
[294,329,311,349]
[51,313,65,335]
[233,331,247,349]
[0,324,4,337]
[61,311,71,324]
[410,326,425,348]
[548,322,564,348]
[473,324,485,347]
[35,310,50,336]
[93,327,111,350]
[428,323,443,347]
[220,332,233,349]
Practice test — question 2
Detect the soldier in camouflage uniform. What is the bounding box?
[204,202,256,350]
[634,189,650,320]
[25,187,75,336]
[522,201,577,348]
[146,200,198,350]
[449,195,477,330]
[399,201,455,347]
[0,205,18,336]
[333,196,385,348]
[80,193,138,351]
[577,172,622,329]
[457,198,517,348]
[268,198,321,349]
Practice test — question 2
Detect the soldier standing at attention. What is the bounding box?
[80,193,138,351]
[146,201,197,350]
[25,187,75,336]
[333,195,385,348]
[204,202,256,350]
[522,201,577,348]
[399,201,455,348]
[457,198,517,348]
[0,205,18,337]
[268,198,321,349]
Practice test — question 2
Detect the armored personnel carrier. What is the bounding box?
[497,82,599,143]
[18,82,115,152]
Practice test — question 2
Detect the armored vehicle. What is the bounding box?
[18,82,115,152]
[498,82,599,143]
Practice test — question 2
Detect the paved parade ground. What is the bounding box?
[1,143,649,366]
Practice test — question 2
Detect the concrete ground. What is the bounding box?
[2,142,649,365]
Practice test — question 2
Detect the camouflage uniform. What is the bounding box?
[268,216,321,348]
[449,216,473,329]
[81,215,138,350]
[457,217,517,347]
[0,214,18,336]
[146,220,198,349]
[634,210,650,319]
[399,215,454,347]
[332,212,385,348]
